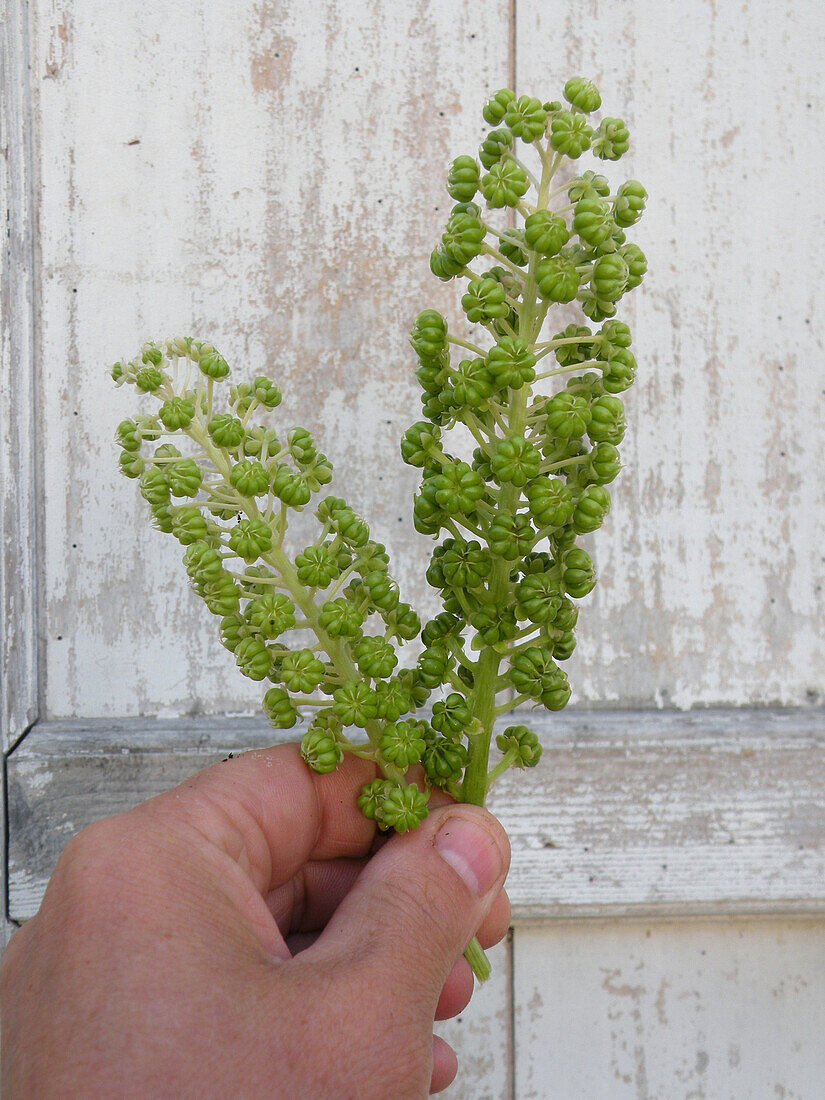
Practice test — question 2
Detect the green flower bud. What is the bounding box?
[587,395,626,445]
[281,649,325,694]
[432,461,485,515]
[574,200,615,251]
[119,451,144,479]
[505,95,547,142]
[262,685,298,728]
[379,720,426,768]
[562,547,596,597]
[592,117,629,160]
[183,541,223,583]
[353,635,398,680]
[295,544,340,588]
[567,170,611,202]
[235,636,272,681]
[525,477,576,529]
[481,158,529,208]
[483,88,515,125]
[588,441,622,484]
[492,435,542,487]
[563,77,601,113]
[573,485,611,533]
[170,505,208,545]
[318,597,364,639]
[591,253,629,302]
[470,604,518,646]
[333,680,379,727]
[376,784,429,833]
[516,572,562,624]
[198,345,230,379]
[229,459,269,497]
[300,727,343,774]
[208,414,245,449]
[486,337,536,389]
[545,391,591,439]
[431,692,472,738]
[228,517,273,563]
[524,210,569,256]
[535,254,580,302]
[461,277,509,323]
[246,593,296,639]
[135,364,163,393]
[621,242,648,289]
[422,737,468,786]
[374,676,413,721]
[158,396,195,430]
[410,310,448,361]
[614,179,647,227]
[549,110,593,158]
[496,724,542,766]
[446,155,480,202]
[478,127,513,169]
[357,778,396,821]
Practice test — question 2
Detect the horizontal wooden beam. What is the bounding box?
[8,708,825,922]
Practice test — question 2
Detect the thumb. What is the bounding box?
[311,803,510,1004]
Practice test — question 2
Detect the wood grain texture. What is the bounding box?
[1,0,39,752]
[32,0,511,718]
[9,708,825,922]
[516,0,825,708]
[513,917,825,1099]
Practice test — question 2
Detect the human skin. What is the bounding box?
[0,744,510,1098]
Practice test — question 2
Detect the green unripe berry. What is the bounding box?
[483,88,515,125]
[601,348,636,394]
[262,685,298,728]
[431,692,472,738]
[562,547,597,598]
[353,635,398,679]
[461,277,508,323]
[219,612,246,653]
[524,210,569,256]
[551,630,577,661]
[208,414,245,448]
[229,459,269,497]
[592,117,629,160]
[516,572,563,624]
[563,77,601,113]
[499,228,528,266]
[246,593,296,638]
[481,159,529,208]
[491,435,542,487]
[451,358,495,408]
[553,324,593,366]
[234,636,272,681]
[572,485,611,533]
[573,198,614,246]
[158,396,195,430]
[478,127,513,169]
[588,442,622,484]
[416,641,453,688]
[486,511,534,561]
[280,649,325,693]
[504,95,547,142]
[295,544,340,588]
[357,778,396,821]
[170,505,208,545]
[183,541,223,583]
[119,451,144,479]
[587,395,626,445]
[441,540,491,589]
[545,391,591,439]
[379,720,426,768]
[200,574,241,616]
[422,737,468,786]
[535,255,580,302]
[374,676,413,721]
[135,364,163,393]
[333,680,379,727]
[410,311,448,361]
[614,179,647,227]
[549,110,593,158]
[470,605,518,646]
[139,467,170,506]
[592,253,629,302]
[270,464,311,507]
[446,155,480,202]
[300,727,342,774]
[525,477,576,530]
[567,171,610,202]
[376,784,429,833]
[496,724,542,766]
[621,242,648,289]
[486,337,536,390]
[198,345,230,379]
[318,597,364,639]
[432,461,485,515]
[430,247,465,281]
[228,518,273,563]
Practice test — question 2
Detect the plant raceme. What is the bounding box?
[113,79,646,980]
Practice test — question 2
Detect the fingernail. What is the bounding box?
[435,815,503,898]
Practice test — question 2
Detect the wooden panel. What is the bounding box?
[1,0,39,753]
[440,936,512,1100]
[515,0,825,707]
[513,918,825,1098]
[32,0,511,717]
[9,708,825,922]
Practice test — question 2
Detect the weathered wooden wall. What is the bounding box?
[4,0,825,1096]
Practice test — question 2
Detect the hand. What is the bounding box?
[0,744,510,1098]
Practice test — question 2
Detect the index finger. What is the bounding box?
[132,742,379,896]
